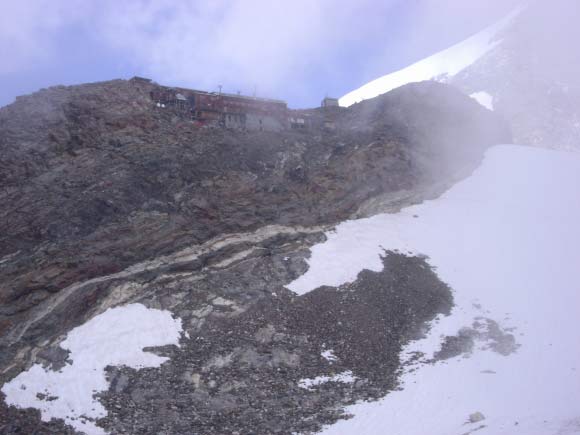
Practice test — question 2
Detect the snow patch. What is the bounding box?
[288,145,580,434]
[299,371,356,389]
[470,91,494,110]
[1,304,183,435]
[321,349,338,362]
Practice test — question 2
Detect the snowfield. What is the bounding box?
[1,304,183,435]
[339,9,519,108]
[289,145,580,435]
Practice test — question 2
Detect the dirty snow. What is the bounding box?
[340,9,520,107]
[1,304,183,435]
[288,145,580,434]
[470,91,494,110]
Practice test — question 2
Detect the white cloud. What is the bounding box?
[0,0,83,74]
[92,0,397,99]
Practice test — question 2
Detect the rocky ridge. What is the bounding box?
[0,79,509,433]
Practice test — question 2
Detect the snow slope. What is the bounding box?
[339,10,519,107]
[1,304,184,435]
[289,145,580,434]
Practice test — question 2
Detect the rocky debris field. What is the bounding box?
[96,251,452,435]
[0,241,453,434]
[0,78,510,434]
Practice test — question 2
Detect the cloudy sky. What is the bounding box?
[0,0,519,108]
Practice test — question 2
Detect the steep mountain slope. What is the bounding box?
[342,1,580,151]
[0,79,509,434]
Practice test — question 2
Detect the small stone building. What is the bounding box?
[321,97,340,108]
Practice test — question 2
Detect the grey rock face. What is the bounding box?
[0,79,509,433]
